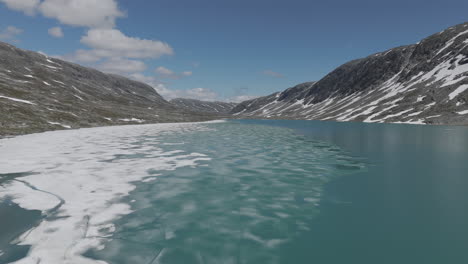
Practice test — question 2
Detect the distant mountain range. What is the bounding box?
[2,22,468,137]
[170,98,236,114]
[0,42,218,136]
[232,22,468,125]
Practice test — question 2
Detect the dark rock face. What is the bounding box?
[170,98,237,114]
[232,22,468,125]
[0,42,217,136]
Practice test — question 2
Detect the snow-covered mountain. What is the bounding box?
[170,98,237,114]
[232,22,468,125]
[0,42,216,136]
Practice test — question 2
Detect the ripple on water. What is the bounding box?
[85,122,366,264]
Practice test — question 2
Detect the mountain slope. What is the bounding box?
[170,98,236,114]
[0,42,217,136]
[232,22,468,125]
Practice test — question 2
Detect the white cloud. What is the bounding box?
[128,73,161,86]
[0,0,39,15]
[155,66,174,76]
[48,26,63,38]
[54,49,100,63]
[262,70,284,78]
[57,29,174,64]
[129,73,174,98]
[129,73,217,101]
[227,95,259,103]
[181,88,218,101]
[39,0,124,28]
[129,73,255,103]
[1,0,124,28]
[80,29,174,59]
[0,26,23,42]
[2,0,177,78]
[98,58,147,74]
[155,66,192,79]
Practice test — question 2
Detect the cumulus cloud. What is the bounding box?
[98,58,147,74]
[1,0,124,28]
[129,73,256,103]
[180,88,218,101]
[155,66,192,80]
[227,95,259,103]
[39,0,124,28]
[0,0,39,15]
[56,29,174,64]
[128,73,175,98]
[128,73,161,86]
[262,70,284,78]
[48,26,63,38]
[155,66,174,76]
[129,73,218,101]
[80,29,173,59]
[54,49,100,63]
[2,0,175,69]
[0,26,23,42]
[1,0,173,62]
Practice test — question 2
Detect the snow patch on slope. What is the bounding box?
[0,95,35,105]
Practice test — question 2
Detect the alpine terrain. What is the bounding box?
[170,98,237,114]
[232,22,468,125]
[0,42,217,136]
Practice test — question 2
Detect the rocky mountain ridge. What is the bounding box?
[232,22,468,125]
[170,98,236,114]
[0,41,217,136]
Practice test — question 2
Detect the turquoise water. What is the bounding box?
[2,120,468,263]
[85,121,366,264]
[258,120,468,264]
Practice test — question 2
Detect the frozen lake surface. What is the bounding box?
[1,120,468,263]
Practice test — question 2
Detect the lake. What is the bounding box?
[1,120,468,264]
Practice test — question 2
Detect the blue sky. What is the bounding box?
[1,0,467,102]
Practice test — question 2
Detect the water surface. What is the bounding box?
[1,120,468,263]
[244,120,468,264]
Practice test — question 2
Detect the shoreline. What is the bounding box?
[0,119,227,140]
[5,116,468,140]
